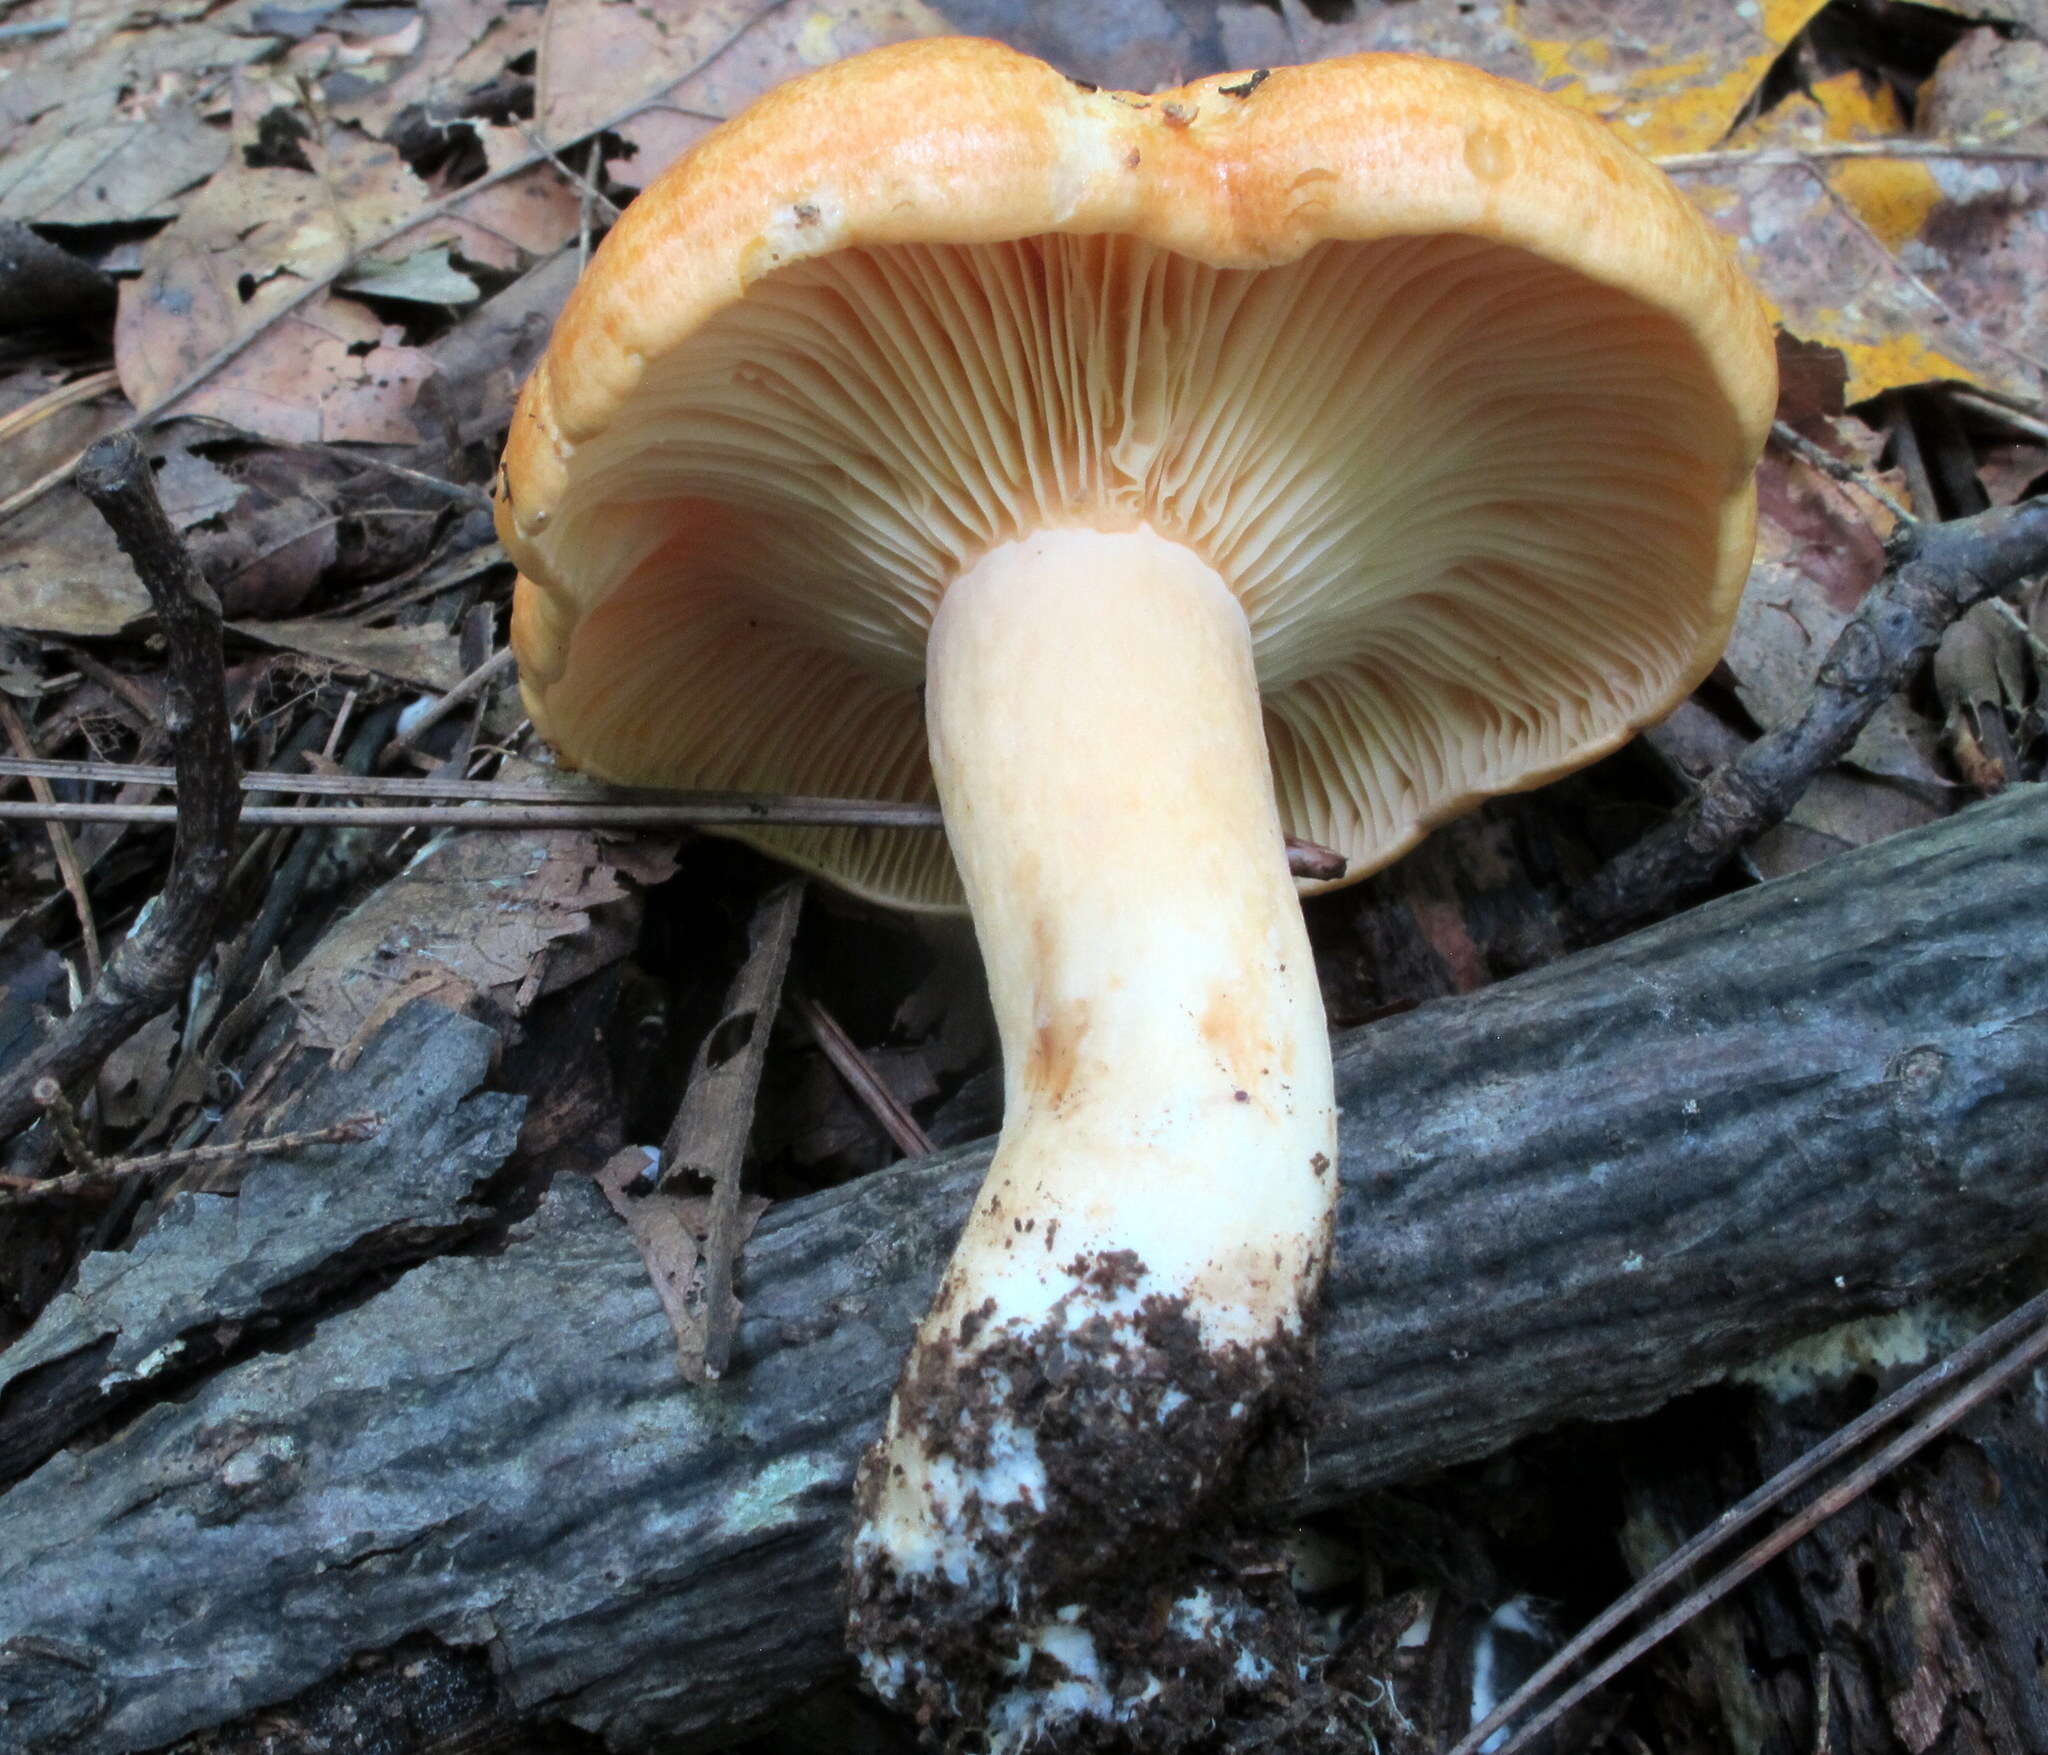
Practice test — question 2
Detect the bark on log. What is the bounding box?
[1622,1363,2048,1755]
[2,788,2047,1753]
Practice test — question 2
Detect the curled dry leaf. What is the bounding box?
[1933,588,2045,792]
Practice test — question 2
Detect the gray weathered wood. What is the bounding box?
[2,789,2046,1753]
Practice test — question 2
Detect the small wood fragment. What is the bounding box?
[643,879,806,1380]
[795,991,934,1160]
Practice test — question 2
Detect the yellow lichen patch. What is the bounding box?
[1809,68,1907,137]
[1829,158,1942,250]
[1803,74,1941,250]
[1509,0,1829,157]
[1830,331,1981,403]
[1613,60,1775,157]
[1726,71,1942,256]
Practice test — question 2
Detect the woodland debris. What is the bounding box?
[0,433,242,1144]
[649,878,804,1379]
[0,1108,381,1205]
[1459,1283,2048,1755]
[3,789,2045,1751]
[0,1001,523,1490]
[1573,494,2048,933]
[0,222,113,329]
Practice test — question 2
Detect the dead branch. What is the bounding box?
[0,433,243,1144]
[2,789,2045,1752]
[0,1114,381,1204]
[1573,494,2048,935]
[1459,1284,2048,1755]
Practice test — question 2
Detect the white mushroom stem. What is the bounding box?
[849,524,1338,1723]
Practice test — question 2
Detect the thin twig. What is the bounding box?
[795,991,934,1160]
[0,1112,381,1203]
[0,368,118,445]
[0,431,243,1143]
[386,646,515,753]
[1949,387,2048,439]
[0,752,943,814]
[32,1077,97,1173]
[1572,494,2048,935]
[519,123,623,223]
[1768,420,1916,527]
[1465,1286,2048,1755]
[0,799,938,830]
[1982,595,2048,676]
[0,757,1367,861]
[1285,836,1348,881]
[1657,138,2048,172]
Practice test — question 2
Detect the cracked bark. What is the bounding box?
[2,789,2047,1753]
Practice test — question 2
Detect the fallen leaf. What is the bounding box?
[1214,0,1828,155]
[1747,768,1948,878]
[279,796,676,1051]
[342,243,482,306]
[227,614,466,692]
[0,439,242,636]
[97,1010,181,1132]
[0,0,275,226]
[1728,450,1945,792]
[594,1146,768,1384]
[1672,62,2048,403]
[538,0,948,192]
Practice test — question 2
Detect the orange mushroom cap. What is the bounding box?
[498,37,1776,909]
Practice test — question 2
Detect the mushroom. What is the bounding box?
[496,37,1775,1747]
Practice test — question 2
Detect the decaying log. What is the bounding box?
[1622,1363,2048,1755]
[0,1004,525,1487]
[2,788,2046,1752]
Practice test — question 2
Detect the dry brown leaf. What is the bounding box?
[114,76,440,441]
[1727,448,1946,792]
[0,0,273,225]
[226,614,466,693]
[594,1147,768,1384]
[281,809,675,1052]
[1215,0,1827,157]
[110,10,579,447]
[538,0,948,191]
[0,440,241,636]
[1678,66,2048,404]
[97,1010,181,1132]
[1746,767,1948,878]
